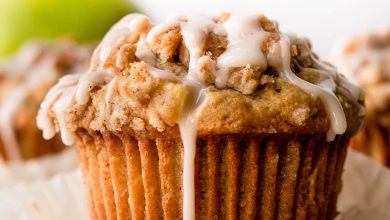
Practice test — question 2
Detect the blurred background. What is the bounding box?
[1,0,389,59]
[0,0,136,58]
[133,0,390,58]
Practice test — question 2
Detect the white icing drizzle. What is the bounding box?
[311,55,362,106]
[216,14,268,88]
[36,13,362,219]
[78,14,152,107]
[105,78,118,106]
[37,73,82,144]
[147,66,181,82]
[177,81,204,220]
[146,15,184,44]
[132,15,156,65]
[146,18,215,216]
[135,37,156,66]
[91,14,146,69]
[181,15,216,80]
[76,70,114,105]
[277,36,346,141]
[178,116,197,220]
[217,15,267,67]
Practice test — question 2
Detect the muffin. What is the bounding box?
[0,40,92,161]
[37,13,364,219]
[334,30,390,166]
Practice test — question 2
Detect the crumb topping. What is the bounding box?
[37,13,364,146]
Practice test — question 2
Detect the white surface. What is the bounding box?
[338,150,390,220]
[0,147,78,188]
[132,0,390,59]
[0,169,88,220]
[0,149,389,219]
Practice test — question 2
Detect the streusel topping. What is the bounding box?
[38,14,363,145]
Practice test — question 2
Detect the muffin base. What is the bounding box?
[76,129,349,220]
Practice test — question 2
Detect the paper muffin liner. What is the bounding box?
[0,147,78,188]
[349,121,390,166]
[0,169,89,220]
[76,130,350,219]
[1,148,388,220]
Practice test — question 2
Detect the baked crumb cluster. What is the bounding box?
[94,15,318,96]
[38,14,363,144]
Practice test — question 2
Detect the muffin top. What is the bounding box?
[37,13,364,145]
[334,29,389,125]
[0,40,92,160]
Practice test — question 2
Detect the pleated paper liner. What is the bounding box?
[349,121,390,167]
[1,148,389,220]
[76,129,350,220]
[0,169,89,220]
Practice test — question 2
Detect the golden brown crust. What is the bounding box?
[78,64,331,136]
[74,62,364,137]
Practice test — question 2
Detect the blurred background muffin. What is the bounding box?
[0,0,136,162]
[333,29,390,166]
[0,40,93,161]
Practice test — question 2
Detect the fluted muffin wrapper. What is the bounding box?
[76,130,350,220]
[0,147,78,188]
[349,121,390,167]
[0,169,89,220]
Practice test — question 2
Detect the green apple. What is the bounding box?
[0,0,136,58]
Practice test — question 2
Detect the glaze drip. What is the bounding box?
[37,73,83,145]
[217,15,267,69]
[181,15,216,81]
[277,36,346,141]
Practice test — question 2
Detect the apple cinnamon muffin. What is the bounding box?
[334,30,390,166]
[37,13,364,219]
[0,40,92,161]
